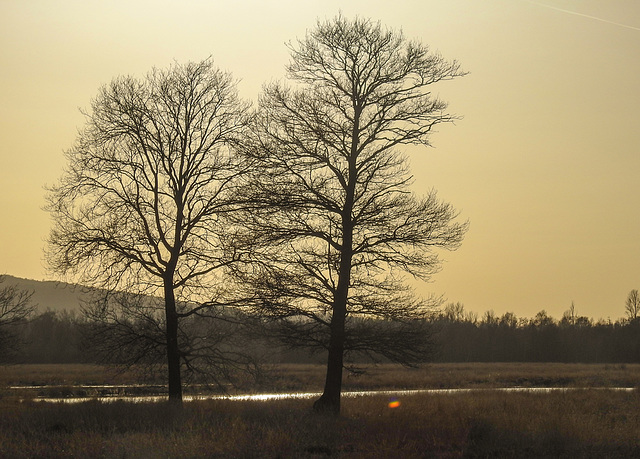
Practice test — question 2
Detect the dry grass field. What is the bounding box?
[4,362,638,391]
[1,363,639,457]
[260,362,640,393]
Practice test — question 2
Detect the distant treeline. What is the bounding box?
[6,304,640,364]
[431,303,640,363]
[13,310,84,364]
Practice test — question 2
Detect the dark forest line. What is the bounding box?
[7,304,640,365]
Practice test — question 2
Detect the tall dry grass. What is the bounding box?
[259,362,640,393]
[4,362,639,402]
[1,389,639,457]
[0,364,141,387]
[3,362,640,392]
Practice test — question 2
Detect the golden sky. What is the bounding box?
[1,0,638,320]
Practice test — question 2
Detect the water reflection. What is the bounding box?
[30,386,636,404]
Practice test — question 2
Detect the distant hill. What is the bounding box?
[0,275,93,314]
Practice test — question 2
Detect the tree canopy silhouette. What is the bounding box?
[46,59,253,404]
[626,289,640,322]
[238,15,467,414]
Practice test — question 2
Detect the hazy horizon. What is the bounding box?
[1,0,638,321]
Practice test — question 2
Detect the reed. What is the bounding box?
[2,361,638,402]
[4,362,640,388]
[2,363,639,456]
[1,389,638,457]
[258,362,640,393]
[0,364,141,387]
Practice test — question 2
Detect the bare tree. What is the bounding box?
[0,275,36,361]
[46,59,253,405]
[442,302,466,322]
[238,15,467,414]
[625,289,640,322]
[499,312,518,328]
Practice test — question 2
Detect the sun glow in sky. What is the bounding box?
[1,0,638,320]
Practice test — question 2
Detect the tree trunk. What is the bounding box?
[164,278,183,405]
[313,102,360,415]
[313,297,347,415]
[313,193,355,415]
[313,184,354,416]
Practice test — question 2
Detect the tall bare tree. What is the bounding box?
[46,59,252,404]
[0,275,36,361]
[239,15,467,414]
[625,289,640,322]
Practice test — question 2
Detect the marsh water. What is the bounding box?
[12,385,636,404]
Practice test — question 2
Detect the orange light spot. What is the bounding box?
[388,400,400,408]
